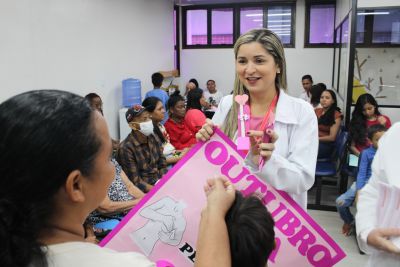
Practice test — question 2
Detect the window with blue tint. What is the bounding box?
[341,17,349,44]
[267,6,292,45]
[356,13,365,44]
[308,4,335,44]
[212,8,233,45]
[240,7,264,35]
[186,9,207,45]
[372,9,400,44]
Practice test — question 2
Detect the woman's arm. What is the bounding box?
[319,117,341,142]
[96,195,141,215]
[195,177,235,267]
[120,170,145,199]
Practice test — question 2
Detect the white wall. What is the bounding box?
[358,0,400,8]
[0,0,175,139]
[179,0,334,98]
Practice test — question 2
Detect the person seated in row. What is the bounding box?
[314,89,342,159]
[142,97,188,166]
[84,93,145,236]
[203,79,224,111]
[185,88,207,135]
[336,124,386,236]
[1,89,272,267]
[85,92,104,115]
[184,78,200,98]
[87,158,145,236]
[164,91,197,150]
[310,83,326,108]
[349,93,391,156]
[144,72,169,124]
[84,92,119,150]
[299,74,313,103]
[117,104,167,193]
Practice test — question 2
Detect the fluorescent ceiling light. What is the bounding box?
[268,13,291,17]
[275,33,290,36]
[267,24,291,28]
[252,19,262,22]
[268,20,291,23]
[247,13,291,17]
[357,12,390,15]
[246,13,262,17]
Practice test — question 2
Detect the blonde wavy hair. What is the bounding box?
[221,29,288,139]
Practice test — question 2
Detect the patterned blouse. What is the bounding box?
[88,158,134,225]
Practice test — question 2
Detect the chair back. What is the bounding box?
[335,131,348,160]
[335,131,350,174]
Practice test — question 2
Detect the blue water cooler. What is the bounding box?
[122,78,141,107]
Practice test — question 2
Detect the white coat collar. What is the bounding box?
[275,90,299,125]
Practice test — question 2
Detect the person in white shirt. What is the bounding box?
[196,29,318,210]
[356,122,400,267]
[0,90,236,267]
[299,74,313,103]
[204,79,224,111]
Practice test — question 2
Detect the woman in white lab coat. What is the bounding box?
[356,122,400,266]
[196,29,318,210]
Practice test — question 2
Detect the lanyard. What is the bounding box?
[249,94,278,132]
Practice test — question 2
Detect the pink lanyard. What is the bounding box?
[248,94,278,133]
[249,94,278,171]
[235,93,278,161]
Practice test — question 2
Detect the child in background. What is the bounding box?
[336,124,386,236]
[225,191,276,267]
[349,93,391,156]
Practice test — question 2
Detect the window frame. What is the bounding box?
[174,5,181,72]
[355,7,400,48]
[182,1,296,49]
[304,0,336,48]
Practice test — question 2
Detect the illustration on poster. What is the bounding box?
[130,197,187,256]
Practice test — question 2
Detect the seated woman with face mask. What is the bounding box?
[117,104,167,193]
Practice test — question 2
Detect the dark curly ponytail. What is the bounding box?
[0,90,101,267]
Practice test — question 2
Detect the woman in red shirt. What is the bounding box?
[164,91,197,150]
[349,93,391,156]
[314,89,343,159]
[185,88,207,135]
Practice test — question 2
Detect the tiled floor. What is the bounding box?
[307,177,370,266]
[309,209,369,267]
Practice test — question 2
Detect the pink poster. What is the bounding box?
[100,129,346,267]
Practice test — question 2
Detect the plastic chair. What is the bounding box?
[317,124,344,162]
[308,131,349,211]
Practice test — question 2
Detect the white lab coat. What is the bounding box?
[356,122,400,266]
[212,90,318,210]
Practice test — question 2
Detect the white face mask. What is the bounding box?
[138,120,154,136]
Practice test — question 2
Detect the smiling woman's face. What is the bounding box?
[235,41,279,94]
